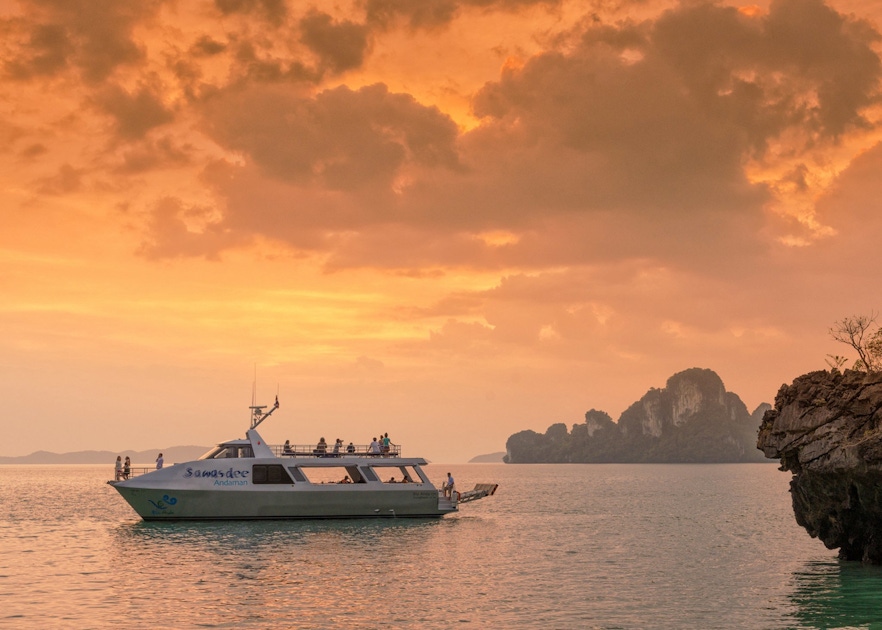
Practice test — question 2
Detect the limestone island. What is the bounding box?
[505,368,769,464]
[758,369,882,563]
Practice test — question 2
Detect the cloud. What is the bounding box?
[364,0,460,30]
[20,143,48,159]
[202,83,461,191]
[649,0,881,141]
[135,0,880,280]
[93,83,175,140]
[2,23,72,79]
[213,0,287,25]
[113,137,192,174]
[137,196,243,260]
[810,141,882,272]
[299,10,371,75]
[190,35,227,58]
[2,0,160,83]
[34,163,83,195]
[364,0,562,31]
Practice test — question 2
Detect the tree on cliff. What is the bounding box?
[829,313,882,372]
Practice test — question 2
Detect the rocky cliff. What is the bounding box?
[757,369,882,563]
[505,368,768,463]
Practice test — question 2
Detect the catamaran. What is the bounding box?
[108,400,498,520]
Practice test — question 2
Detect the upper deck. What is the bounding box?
[200,441,404,460]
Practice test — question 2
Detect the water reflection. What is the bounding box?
[790,559,882,629]
[111,517,444,558]
[105,517,455,627]
[116,517,440,540]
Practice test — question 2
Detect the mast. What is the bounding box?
[248,366,279,430]
[249,395,279,430]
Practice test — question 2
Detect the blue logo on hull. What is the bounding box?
[147,494,178,515]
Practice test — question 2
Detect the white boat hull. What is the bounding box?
[112,485,453,520]
[109,460,457,520]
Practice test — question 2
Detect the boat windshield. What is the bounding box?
[199,444,255,460]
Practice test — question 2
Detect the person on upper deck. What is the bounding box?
[332,439,342,456]
[123,456,131,480]
[315,437,327,455]
[115,456,122,480]
[346,442,356,454]
[382,433,391,454]
[156,453,163,469]
[368,438,381,455]
[283,440,293,455]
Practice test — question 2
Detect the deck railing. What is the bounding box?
[270,443,402,458]
[113,466,153,480]
[110,444,405,479]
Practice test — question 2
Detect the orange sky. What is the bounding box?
[3,0,882,462]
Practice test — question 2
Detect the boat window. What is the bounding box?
[359,467,379,482]
[199,446,225,460]
[252,464,293,484]
[287,467,308,483]
[291,465,367,484]
[201,445,252,460]
[394,465,423,483]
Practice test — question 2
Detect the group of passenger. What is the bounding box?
[280,434,395,457]
[385,475,412,483]
[114,456,131,480]
[114,452,163,480]
[367,433,394,456]
[314,437,352,456]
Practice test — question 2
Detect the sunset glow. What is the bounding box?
[3,0,882,462]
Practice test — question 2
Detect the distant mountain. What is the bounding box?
[469,452,506,463]
[505,368,770,463]
[0,445,209,465]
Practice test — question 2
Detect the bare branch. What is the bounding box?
[829,312,881,372]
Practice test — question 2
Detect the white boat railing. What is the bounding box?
[113,466,153,481]
[270,443,402,458]
[110,443,406,480]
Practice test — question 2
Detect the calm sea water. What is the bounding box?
[2,463,882,629]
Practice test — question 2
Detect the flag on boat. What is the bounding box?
[274,395,279,408]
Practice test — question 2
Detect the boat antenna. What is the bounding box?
[248,371,280,430]
[251,364,257,407]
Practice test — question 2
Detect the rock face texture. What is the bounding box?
[757,369,882,563]
[505,367,767,463]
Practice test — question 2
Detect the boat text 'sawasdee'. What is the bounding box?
[108,400,498,520]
